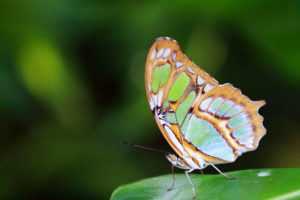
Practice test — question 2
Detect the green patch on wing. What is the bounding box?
[163,100,169,109]
[181,114,192,134]
[168,72,190,101]
[165,112,177,124]
[185,116,235,161]
[216,100,234,116]
[151,64,171,93]
[208,97,224,113]
[228,113,248,128]
[233,125,252,138]
[185,116,216,147]
[176,91,195,125]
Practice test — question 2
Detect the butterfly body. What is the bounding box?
[145,37,266,171]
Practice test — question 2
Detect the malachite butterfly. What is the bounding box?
[145,37,266,198]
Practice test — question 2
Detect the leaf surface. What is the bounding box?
[111,168,300,200]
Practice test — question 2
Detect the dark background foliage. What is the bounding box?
[0,0,300,199]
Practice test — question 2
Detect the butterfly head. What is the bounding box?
[166,153,191,170]
[153,106,166,119]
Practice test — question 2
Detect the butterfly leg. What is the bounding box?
[210,164,235,179]
[167,164,175,191]
[185,169,195,200]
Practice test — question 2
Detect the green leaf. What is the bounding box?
[111,168,300,200]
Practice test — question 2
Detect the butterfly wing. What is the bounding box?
[145,37,266,168]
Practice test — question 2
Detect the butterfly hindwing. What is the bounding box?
[183,84,266,163]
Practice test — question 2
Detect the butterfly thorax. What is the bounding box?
[165,153,191,170]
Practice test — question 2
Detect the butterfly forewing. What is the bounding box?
[145,37,266,169]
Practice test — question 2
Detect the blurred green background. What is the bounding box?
[0,0,300,199]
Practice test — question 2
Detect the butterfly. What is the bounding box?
[145,37,266,199]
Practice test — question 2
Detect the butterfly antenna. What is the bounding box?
[122,141,169,154]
